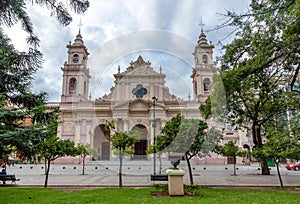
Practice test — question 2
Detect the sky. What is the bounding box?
[4,0,250,102]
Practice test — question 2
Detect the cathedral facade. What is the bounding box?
[57,30,243,162]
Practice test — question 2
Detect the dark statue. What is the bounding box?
[170,159,180,169]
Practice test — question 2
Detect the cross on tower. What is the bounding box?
[77,18,83,33]
[198,16,205,32]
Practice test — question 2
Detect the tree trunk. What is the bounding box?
[44,159,51,188]
[119,151,123,188]
[186,153,194,185]
[158,153,162,175]
[233,155,236,176]
[276,161,284,188]
[82,155,85,175]
[260,157,270,175]
[44,160,47,175]
[252,122,270,175]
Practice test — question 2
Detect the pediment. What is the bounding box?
[112,99,166,111]
[112,99,150,111]
[120,55,163,77]
[127,66,160,76]
[129,99,151,111]
[112,101,130,110]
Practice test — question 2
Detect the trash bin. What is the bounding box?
[267,160,275,167]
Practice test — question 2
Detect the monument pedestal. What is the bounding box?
[166,169,185,196]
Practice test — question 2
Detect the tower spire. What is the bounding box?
[198,16,205,32]
[77,18,83,34]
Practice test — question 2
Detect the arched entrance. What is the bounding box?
[93,124,110,160]
[132,124,148,160]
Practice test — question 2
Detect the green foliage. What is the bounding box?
[36,116,79,162]
[112,146,135,155]
[253,130,300,162]
[183,184,201,194]
[104,121,140,187]
[147,114,182,155]
[153,184,169,193]
[0,0,89,162]
[76,144,97,175]
[146,134,168,154]
[1,0,89,46]
[199,96,212,119]
[157,114,209,157]
[160,114,182,147]
[218,0,300,175]
[154,114,210,184]
[199,127,222,157]
[199,71,226,122]
[77,144,97,157]
[105,120,141,151]
[251,125,300,188]
[0,32,48,160]
[107,129,140,153]
[167,118,207,155]
[218,141,246,158]
[221,0,300,84]
[153,184,201,194]
[37,136,79,161]
[217,141,246,175]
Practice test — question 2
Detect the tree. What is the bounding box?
[146,134,168,175]
[199,96,212,120]
[216,141,246,176]
[104,121,140,188]
[0,0,89,162]
[159,114,209,185]
[218,0,300,175]
[34,116,80,187]
[219,0,299,91]
[77,144,97,175]
[181,119,208,185]
[253,132,300,188]
[199,70,227,123]
[0,32,46,160]
[198,127,223,158]
[38,136,79,188]
[1,0,89,45]
[146,115,182,175]
[252,108,300,188]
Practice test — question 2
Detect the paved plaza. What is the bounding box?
[3,160,300,187]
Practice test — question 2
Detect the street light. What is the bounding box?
[152,96,157,175]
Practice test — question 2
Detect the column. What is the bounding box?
[74,119,81,145]
[86,119,92,145]
[123,119,129,132]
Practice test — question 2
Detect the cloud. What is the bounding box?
[3,0,250,101]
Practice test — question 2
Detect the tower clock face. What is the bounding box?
[72,57,79,63]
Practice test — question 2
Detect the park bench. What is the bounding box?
[0,175,20,184]
[151,174,168,181]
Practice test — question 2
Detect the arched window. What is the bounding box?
[202,54,208,64]
[203,78,210,92]
[69,78,77,95]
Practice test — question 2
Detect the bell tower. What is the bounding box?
[61,31,90,102]
[191,30,216,102]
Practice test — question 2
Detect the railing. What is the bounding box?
[45,102,60,107]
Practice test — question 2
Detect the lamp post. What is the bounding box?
[152,96,157,175]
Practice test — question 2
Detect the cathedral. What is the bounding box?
[57,30,246,162]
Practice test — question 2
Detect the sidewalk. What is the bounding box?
[3,161,300,187]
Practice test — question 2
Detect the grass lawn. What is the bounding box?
[0,187,299,204]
